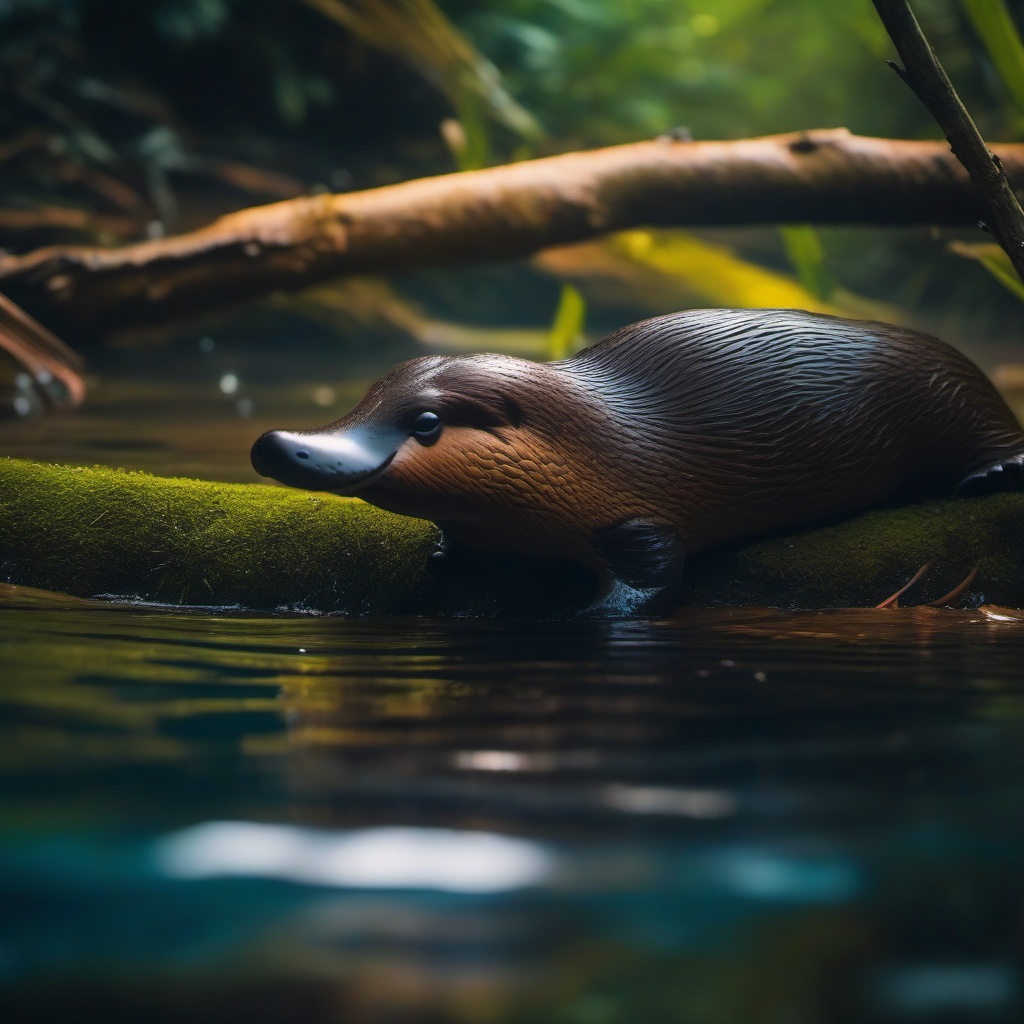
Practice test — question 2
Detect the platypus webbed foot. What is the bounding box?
[956,454,1024,496]
[586,578,674,618]
[588,518,686,617]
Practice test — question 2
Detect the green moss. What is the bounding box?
[1,457,1022,614]
[0,458,435,612]
[684,493,1024,608]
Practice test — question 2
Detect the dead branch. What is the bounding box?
[4,128,1024,335]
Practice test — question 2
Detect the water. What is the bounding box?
[3,346,1024,1022]
[2,600,1024,1023]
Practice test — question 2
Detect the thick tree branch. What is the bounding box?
[873,0,1024,283]
[3,129,1024,335]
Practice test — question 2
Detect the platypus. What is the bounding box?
[251,308,1024,612]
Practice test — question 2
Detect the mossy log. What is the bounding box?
[1,457,1022,615]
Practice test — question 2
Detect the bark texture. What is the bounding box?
[4,129,1024,335]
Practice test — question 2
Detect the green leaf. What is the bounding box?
[949,240,1024,303]
[609,229,838,312]
[545,283,586,360]
[960,0,1024,116]
[779,225,835,301]
[451,81,491,171]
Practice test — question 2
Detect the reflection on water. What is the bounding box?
[156,823,555,892]
[2,601,1024,1022]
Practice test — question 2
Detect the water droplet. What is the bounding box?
[199,336,215,354]
[219,373,239,395]
[236,397,254,418]
[312,386,336,407]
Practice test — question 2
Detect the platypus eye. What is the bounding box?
[411,411,442,445]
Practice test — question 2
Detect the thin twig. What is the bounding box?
[872,0,1024,284]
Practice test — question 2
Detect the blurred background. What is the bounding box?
[4,3,1024,1023]
[1,0,1024,360]
[3,0,1024,469]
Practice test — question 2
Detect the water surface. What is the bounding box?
[3,344,1024,1022]
[3,599,1024,1023]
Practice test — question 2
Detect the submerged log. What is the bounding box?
[5,129,1024,335]
[1,458,1021,615]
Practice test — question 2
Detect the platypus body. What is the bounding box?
[251,309,1024,612]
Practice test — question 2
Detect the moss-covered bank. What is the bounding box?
[1,457,1021,614]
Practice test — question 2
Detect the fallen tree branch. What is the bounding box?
[5,128,1024,335]
[1,458,1021,613]
[872,0,1024,284]
[0,293,85,411]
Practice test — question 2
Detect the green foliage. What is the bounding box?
[960,0,1024,118]
[299,0,540,142]
[449,83,491,170]
[545,283,586,360]
[780,225,835,302]
[447,0,993,148]
[950,240,1024,302]
[607,230,838,312]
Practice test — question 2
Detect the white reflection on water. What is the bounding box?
[154,822,554,893]
[454,750,535,771]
